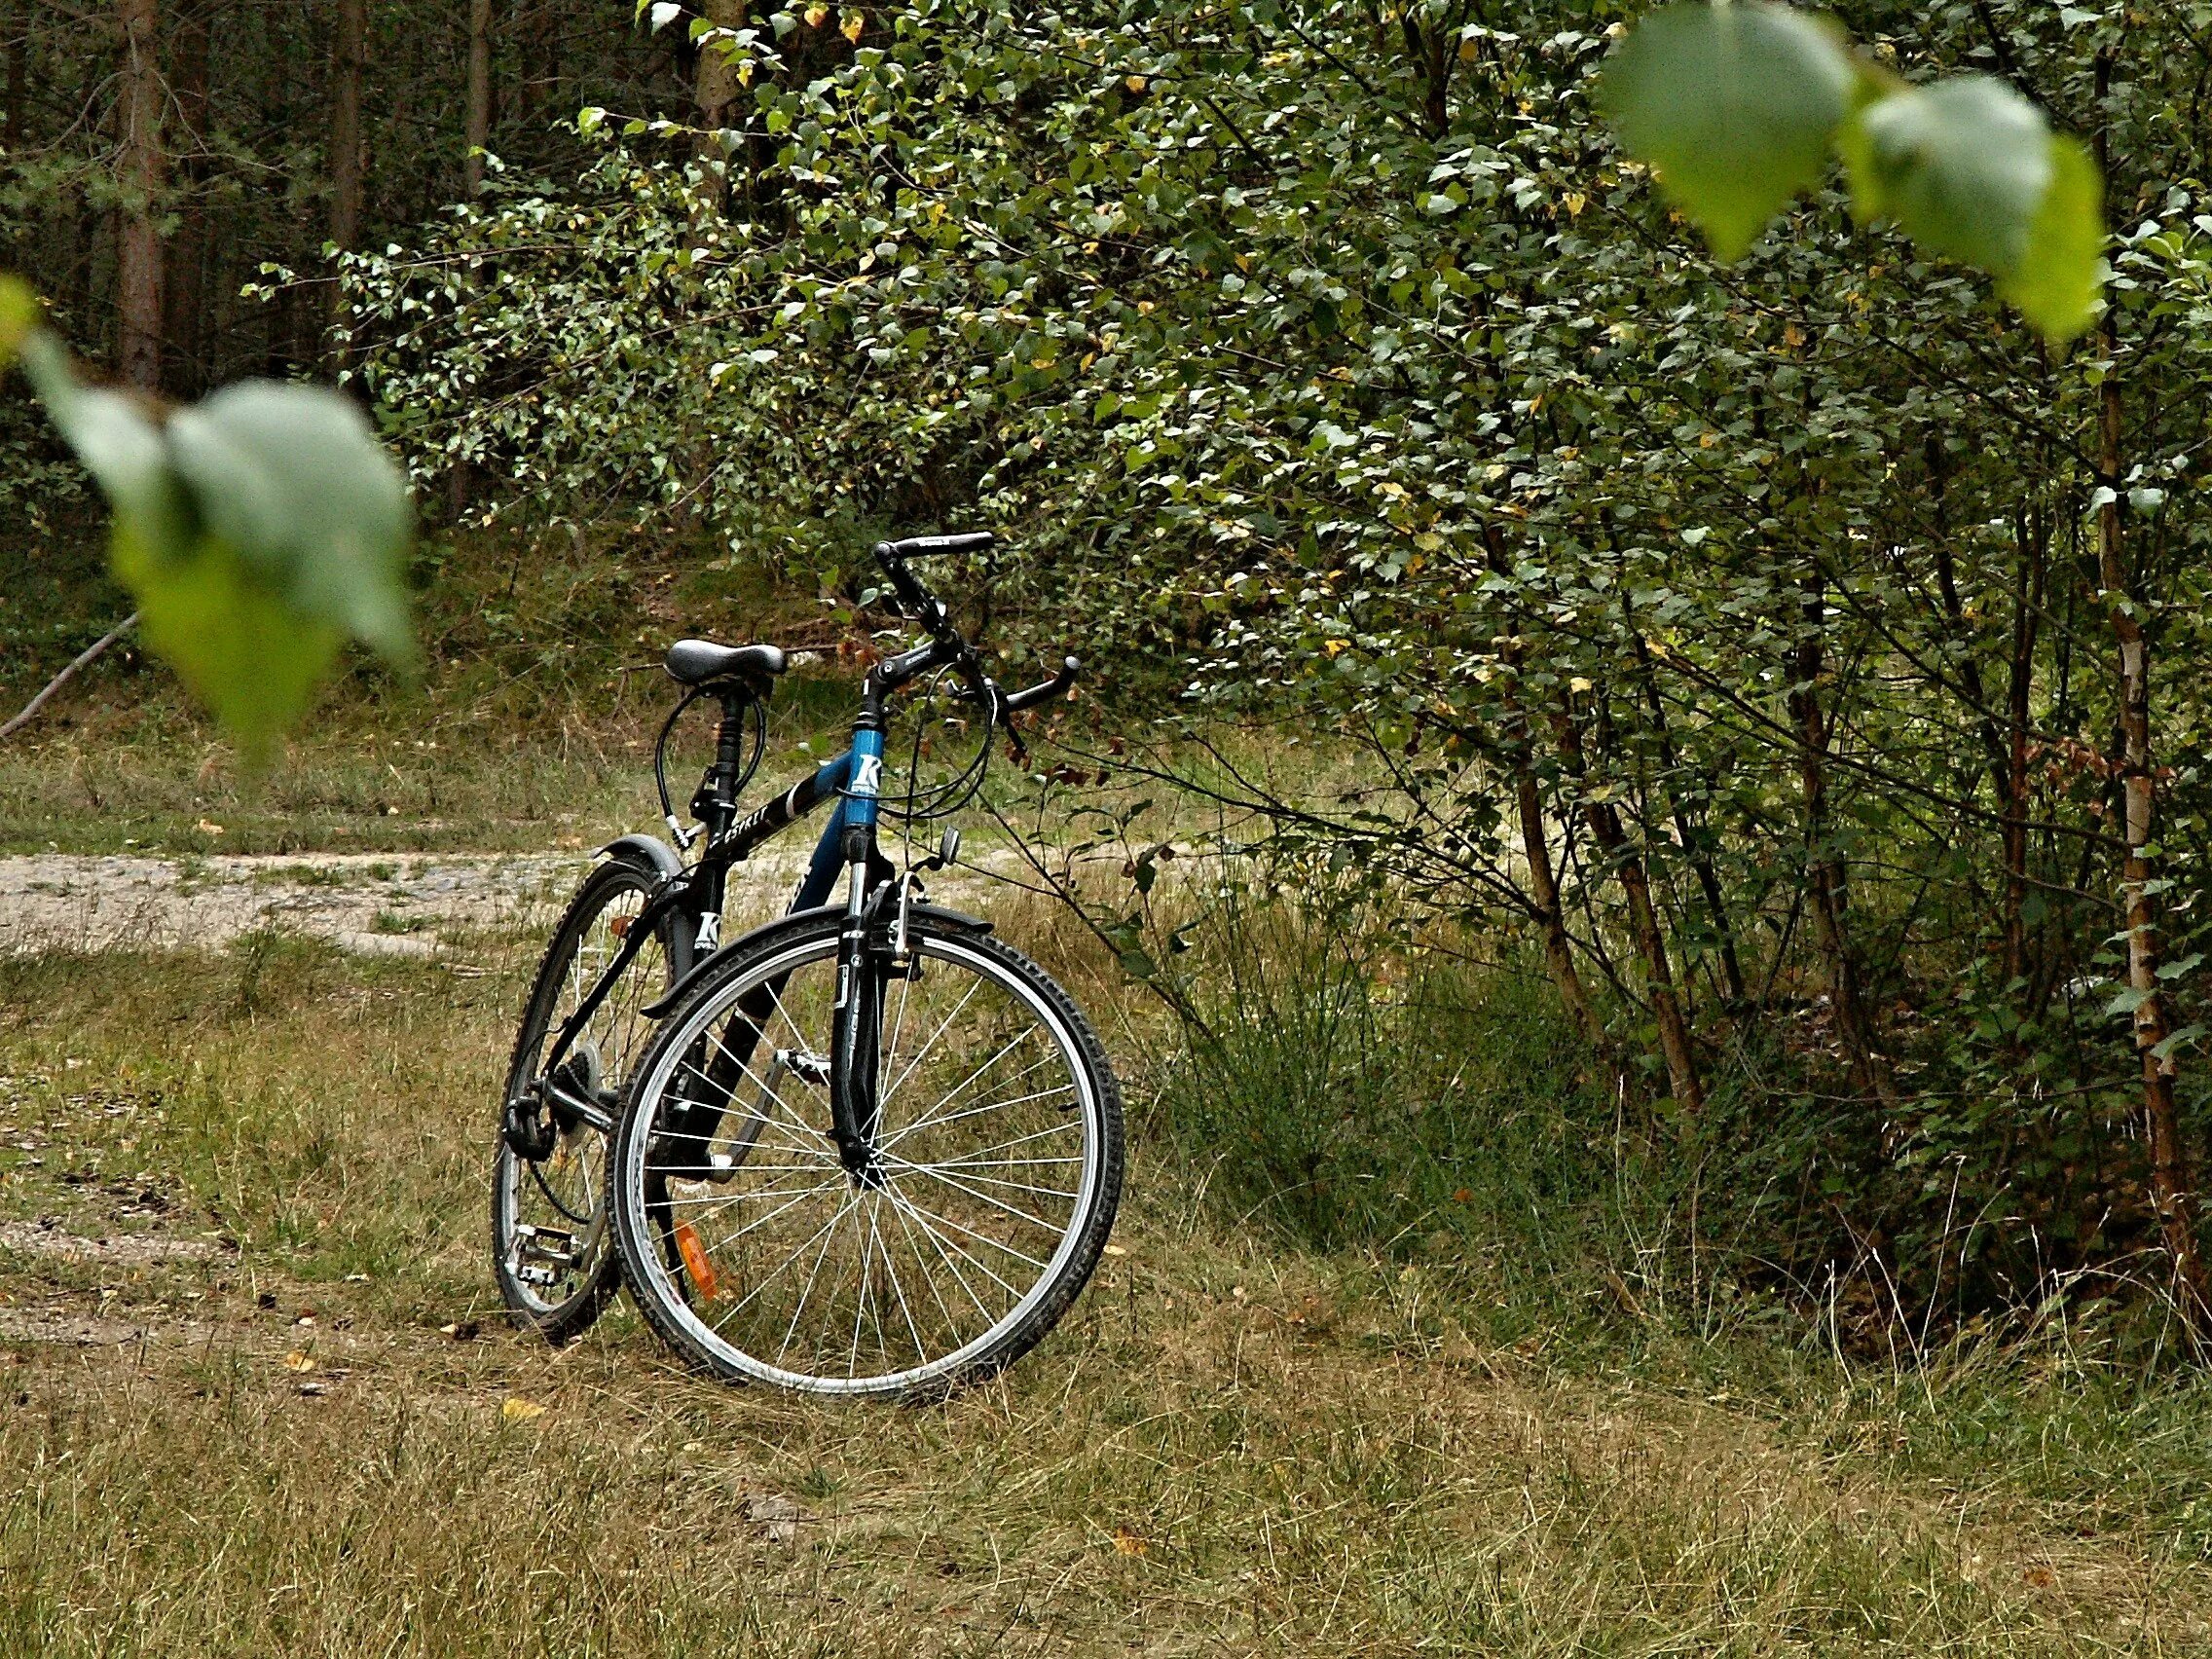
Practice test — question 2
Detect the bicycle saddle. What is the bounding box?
[663,640,790,686]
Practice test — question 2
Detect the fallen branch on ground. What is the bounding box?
[0,611,139,742]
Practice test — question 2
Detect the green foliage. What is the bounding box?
[1158,896,1612,1277]
[349,0,2212,1334]
[6,290,415,760]
[1603,2,2104,342]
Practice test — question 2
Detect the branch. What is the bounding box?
[0,612,138,742]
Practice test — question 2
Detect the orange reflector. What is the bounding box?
[608,914,632,940]
[674,1223,719,1301]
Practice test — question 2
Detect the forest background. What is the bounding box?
[9,0,2212,1357]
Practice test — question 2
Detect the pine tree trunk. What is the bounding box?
[464,0,492,198]
[167,0,212,395]
[327,0,366,357]
[2097,366,2210,1328]
[3,2,28,157]
[115,0,165,393]
[449,0,494,517]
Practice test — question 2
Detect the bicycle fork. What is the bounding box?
[829,726,890,1187]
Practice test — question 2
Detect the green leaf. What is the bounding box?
[2000,136,2104,345]
[1600,1,1856,260]
[14,335,413,761]
[18,332,194,550]
[1848,79,2104,342]
[108,521,345,754]
[1852,76,2049,273]
[0,276,34,366]
[166,383,415,663]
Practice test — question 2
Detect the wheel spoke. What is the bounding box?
[881,1081,1079,1153]
[620,928,1117,1392]
[890,1159,1069,1233]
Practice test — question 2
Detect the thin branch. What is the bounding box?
[0,613,138,742]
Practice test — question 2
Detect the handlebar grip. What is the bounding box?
[1004,656,1080,715]
[877,532,996,560]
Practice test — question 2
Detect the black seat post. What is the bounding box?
[708,689,751,830]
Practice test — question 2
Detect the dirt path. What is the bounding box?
[0,845,1047,957]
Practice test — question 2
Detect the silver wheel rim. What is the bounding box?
[622,934,1102,1393]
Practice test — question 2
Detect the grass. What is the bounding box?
[2,923,2210,1655]
[9,527,2212,1650]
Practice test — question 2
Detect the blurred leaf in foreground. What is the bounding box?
[1604,3,2105,344]
[13,318,415,760]
[1848,77,2104,342]
[1598,1,1855,260]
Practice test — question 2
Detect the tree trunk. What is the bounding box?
[327,0,366,355]
[1479,527,1621,1084]
[1628,621,1749,1008]
[2097,365,2210,1327]
[167,0,212,395]
[4,1,28,157]
[692,0,750,220]
[1788,565,1897,1109]
[1553,695,1706,1120]
[2002,508,2045,990]
[449,0,494,517]
[464,0,493,198]
[115,0,165,393]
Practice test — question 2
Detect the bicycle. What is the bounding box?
[494,533,1124,1395]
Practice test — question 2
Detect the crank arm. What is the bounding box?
[538,1075,614,1134]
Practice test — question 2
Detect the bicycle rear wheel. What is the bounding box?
[493,850,690,1342]
[609,909,1122,1396]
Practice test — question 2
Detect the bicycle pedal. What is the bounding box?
[515,1224,581,1271]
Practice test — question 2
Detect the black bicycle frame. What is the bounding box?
[512,535,1077,1182]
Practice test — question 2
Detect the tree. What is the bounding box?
[114,0,164,392]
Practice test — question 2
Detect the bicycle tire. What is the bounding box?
[608,909,1123,1396]
[492,849,692,1343]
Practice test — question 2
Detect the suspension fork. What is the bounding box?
[829,724,889,1185]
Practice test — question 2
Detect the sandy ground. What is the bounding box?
[0,844,1056,958]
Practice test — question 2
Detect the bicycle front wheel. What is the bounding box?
[609,911,1123,1396]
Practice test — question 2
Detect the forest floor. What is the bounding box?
[4,846,2212,1654]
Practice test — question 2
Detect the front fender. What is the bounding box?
[641,901,992,1019]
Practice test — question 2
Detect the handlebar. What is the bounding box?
[869,533,1077,728]
[1005,656,1080,714]
[876,532,996,559]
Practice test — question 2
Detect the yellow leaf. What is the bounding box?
[1323,639,1348,658]
[1568,676,1594,693]
[1112,1528,1147,1556]
[1564,192,1587,217]
[803,3,828,25]
[282,1350,315,1373]
[197,820,225,836]
[1124,75,1148,93]
[736,59,754,87]
[1458,37,1479,61]
[1102,1242,1128,1257]
[1783,322,1806,349]
[840,9,863,42]
[501,1396,548,1423]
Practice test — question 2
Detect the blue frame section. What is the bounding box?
[791,733,880,912]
